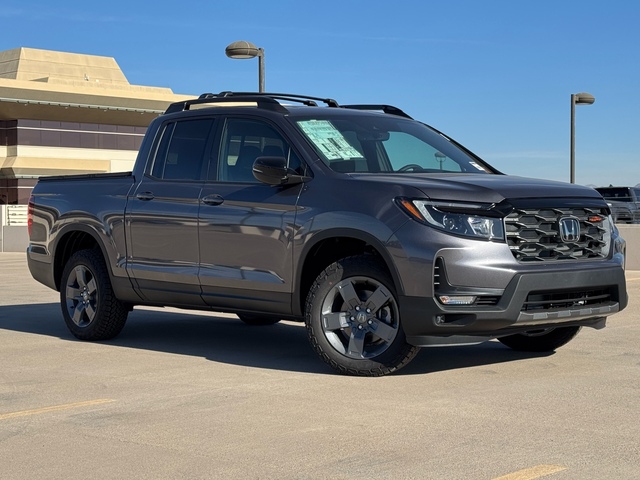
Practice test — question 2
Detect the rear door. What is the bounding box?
[198,116,305,314]
[126,117,215,306]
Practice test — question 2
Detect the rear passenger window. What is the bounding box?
[150,119,214,180]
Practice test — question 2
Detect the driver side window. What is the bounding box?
[216,118,303,182]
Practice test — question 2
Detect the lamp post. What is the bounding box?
[570,92,595,184]
[225,40,265,92]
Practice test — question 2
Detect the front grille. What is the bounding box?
[522,288,613,312]
[475,296,500,306]
[505,207,608,262]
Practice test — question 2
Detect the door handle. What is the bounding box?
[201,194,224,206]
[136,192,155,201]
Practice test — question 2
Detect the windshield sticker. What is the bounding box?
[297,120,363,160]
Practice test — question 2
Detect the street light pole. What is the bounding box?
[257,47,265,93]
[570,92,595,184]
[225,40,265,92]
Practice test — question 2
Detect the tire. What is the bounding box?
[60,248,128,341]
[237,314,281,326]
[497,326,581,352]
[305,255,419,376]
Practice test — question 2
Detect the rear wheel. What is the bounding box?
[305,255,419,376]
[497,326,581,352]
[60,248,128,341]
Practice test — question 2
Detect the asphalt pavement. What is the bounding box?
[1,253,638,479]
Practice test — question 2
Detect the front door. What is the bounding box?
[198,117,304,314]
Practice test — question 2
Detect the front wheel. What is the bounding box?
[60,248,128,341]
[305,255,419,376]
[497,326,581,352]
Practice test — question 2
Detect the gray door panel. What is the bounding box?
[126,179,205,305]
[124,117,214,306]
[198,182,301,312]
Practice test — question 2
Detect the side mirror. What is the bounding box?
[252,156,310,186]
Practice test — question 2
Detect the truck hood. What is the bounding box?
[349,173,603,204]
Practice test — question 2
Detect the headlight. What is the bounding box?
[396,198,505,241]
[600,214,614,257]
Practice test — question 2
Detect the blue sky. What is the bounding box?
[2,0,639,187]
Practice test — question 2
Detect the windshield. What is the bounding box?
[294,114,495,174]
[596,188,632,201]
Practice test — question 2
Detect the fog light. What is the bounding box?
[438,295,477,305]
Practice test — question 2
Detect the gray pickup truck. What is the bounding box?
[595,186,640,224]
[27,92,628,376]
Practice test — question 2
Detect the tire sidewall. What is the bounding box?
[305,256,417,376]
[60,249,126,340]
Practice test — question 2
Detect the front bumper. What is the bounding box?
[400,265,627,346]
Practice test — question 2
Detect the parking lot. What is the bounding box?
[1,252,639,479]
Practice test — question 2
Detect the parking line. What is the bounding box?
[493,464,567,480]
[0,399,116,421]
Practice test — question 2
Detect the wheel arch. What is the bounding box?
[293,228,402,316]
[52,225,112,292]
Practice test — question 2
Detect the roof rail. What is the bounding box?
[340,104,413,119]
[164,93,289,114]
[216,92,340,108]
[164,92,412,119]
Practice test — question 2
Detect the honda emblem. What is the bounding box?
[559,217,581,242]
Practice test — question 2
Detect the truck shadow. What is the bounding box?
[0,303,552,376]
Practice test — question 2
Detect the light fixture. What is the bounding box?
[438,295,477,305]
[225,41,265,92]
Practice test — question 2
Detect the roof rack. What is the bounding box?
[216,91,340,108]
[164,92,412,118]
[340,104,413,119]
[164,93,289,114]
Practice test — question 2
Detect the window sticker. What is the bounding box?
[469,161,489,172]
[298,120,363,160]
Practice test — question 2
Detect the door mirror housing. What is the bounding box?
[252,156,310,186]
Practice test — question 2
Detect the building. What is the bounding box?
[0,47,191,204]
